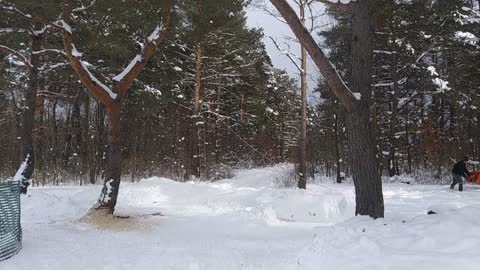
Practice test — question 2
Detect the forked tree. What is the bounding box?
[269,0,384,218]
[60,0,173,214]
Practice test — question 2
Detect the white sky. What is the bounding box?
[245,0,334,102]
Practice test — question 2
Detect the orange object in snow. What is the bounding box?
[467,171,480,184]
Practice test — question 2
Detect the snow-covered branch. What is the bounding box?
[0,1,65,33]
[32,49,67,57]
[60,1,117,104]
[0,45,32,69]
[112,1,173,99]
[72,0,97,13]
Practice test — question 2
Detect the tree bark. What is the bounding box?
[347,0,384,218]
[388,52,399,177]
[270,0,384,218]
[190,46,202,179]
[298,1,308,189]
[334,102,342,183]
[96,102,122,214]
[19,29,43,182]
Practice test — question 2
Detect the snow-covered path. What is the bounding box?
[2,167,480,270]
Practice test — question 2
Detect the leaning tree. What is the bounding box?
[270,0,384,218]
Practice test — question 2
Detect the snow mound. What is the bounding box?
[267,187,354,224]
[7,167,480,270]
[293,206,480,270]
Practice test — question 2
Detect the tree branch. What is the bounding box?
[0,2,65,32]
[0,45,32,70]
[113,0,173,100]
[61,0,116,106]
[269,0,358,112]
[313,0,352,14]
[268,36,302,72]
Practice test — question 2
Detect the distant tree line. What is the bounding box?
[0,0,301,187]
[313,0,480,181]
[0,0,479,190]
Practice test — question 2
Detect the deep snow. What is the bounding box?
[2,166,480,270]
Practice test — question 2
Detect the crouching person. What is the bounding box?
[450,156,471,192]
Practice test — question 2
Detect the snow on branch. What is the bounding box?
[32,49,67,57]
[0,45,32,69]
[58,20,72,34]
[112,20,170,99]
[1,1,64,32]
[38,62,69,73]
[113,54,142,82]
[72,0,97,13]
[62,38,117,102]
[374,82,394,87]
[147,25,164,44]
[0,28,27,34]
[455,31,479,48]
[60,0,172,103]
[80,61,118,100]
[427,66,450,93]
[312,0,353,13]
[33,26,48,36]
[317,0,355,4]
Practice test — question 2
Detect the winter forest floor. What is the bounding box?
[2,166,480,270]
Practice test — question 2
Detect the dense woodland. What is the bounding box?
[0,0,479,189]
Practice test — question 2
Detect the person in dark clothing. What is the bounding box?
[450,156,471,191]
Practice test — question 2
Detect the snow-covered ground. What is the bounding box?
[2,166,480,270]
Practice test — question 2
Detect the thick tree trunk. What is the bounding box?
[96,102,122,214]
[95,102,107,182]
[19,30,43,182]
[269,0,384,218]
[298,1,308,189]
[347,0,384,218]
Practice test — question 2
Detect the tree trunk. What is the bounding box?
[95,102,107,182]
[405,113,412,174]
[19,30,43,182]
[298,1,308,189]
[347,0,384,218]
[215,82,221,164]
[268,0,384,218]
[52,98,59,184]
[190,46,202,179]
[96,102,122,214]
[388,52,399,177]
[334,102,342,183]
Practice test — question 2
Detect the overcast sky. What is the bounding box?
[245,0,334,102]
